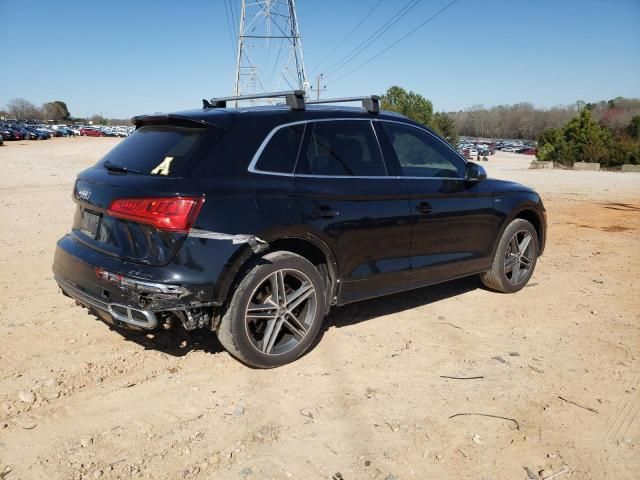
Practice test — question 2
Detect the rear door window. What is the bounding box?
[98,125,214,177]
[254,123,305,174]
[300,120,387,176]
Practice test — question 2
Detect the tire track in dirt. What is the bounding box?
[608,375,640,440]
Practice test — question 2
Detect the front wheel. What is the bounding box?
[481,218,539,293]
[217,251,326,368]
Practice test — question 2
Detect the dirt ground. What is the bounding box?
[0,138,638,480]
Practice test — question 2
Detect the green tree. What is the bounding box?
[562,109,611,164]
[43,101,71,121]
[380,86,434,127]
[432,111,459,146]
[609,136,640,166]
[627,115,640,139]
[537,127,567,164]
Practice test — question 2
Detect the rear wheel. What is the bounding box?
[217,251,326,368]
[481,218,539,293]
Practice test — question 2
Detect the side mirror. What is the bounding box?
[465,162,487,181]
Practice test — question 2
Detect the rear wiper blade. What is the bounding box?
[103,160,143,174]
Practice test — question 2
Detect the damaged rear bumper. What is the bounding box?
[52,234,243,330]
[56,274,159,330]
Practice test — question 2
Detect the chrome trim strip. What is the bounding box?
[374,118,469,168]
[369,120,388,176]
[56,276,158,330]
[296,174,395,179]
[247,117,468,180]
[247,118,374,176]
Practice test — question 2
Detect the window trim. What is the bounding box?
[251,122,306,176]
[376,119,467,180]
[301,119,389,177]
[247,117,468,180]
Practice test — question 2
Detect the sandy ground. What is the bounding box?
[0,137,638,480]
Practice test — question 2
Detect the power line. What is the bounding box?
[324,0,422,77]
[313,0,384,73]
[229,0,239,44]
[328,0,461,85]
[223,0,237,59]
[324,0,425,78]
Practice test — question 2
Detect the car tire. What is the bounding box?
[480,218,539,293]
[217,251,326,368]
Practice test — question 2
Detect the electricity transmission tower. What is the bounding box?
[234,0,308,101]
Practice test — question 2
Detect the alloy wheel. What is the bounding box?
[504,230,535,285]
[244,268,317,355]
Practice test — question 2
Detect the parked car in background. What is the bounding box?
[113,127,130,137]
[42,126,63,137]
[80,127,105,137]
[11,126,38,140]
[519,148,537,155]
[22,126,50,140]
[0,126,20,140]
[1,126,23,140]
[57,126,74,137]
[51,125,71,136]
[32,126,53,139]
[0,133,3,146]
[55,126,75,137]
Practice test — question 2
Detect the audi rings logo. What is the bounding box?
[77,187,91,200]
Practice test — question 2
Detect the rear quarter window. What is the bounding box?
[98,125,215,177]
[254,124,305,174]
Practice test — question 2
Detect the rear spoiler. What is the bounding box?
[130,114,211,129]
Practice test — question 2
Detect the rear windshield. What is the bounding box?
[97,125,213,177]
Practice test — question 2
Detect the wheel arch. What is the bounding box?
[212,233,340,320]
[491,203,546,260]
[514,208,545,254]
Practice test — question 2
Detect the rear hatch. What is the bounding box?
[70,115,225,266]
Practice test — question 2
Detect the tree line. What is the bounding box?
[0,98,130,125]
[537,108,640,167]
[449,97,640,141]
[1,98,72,122]
[379,87,639,167]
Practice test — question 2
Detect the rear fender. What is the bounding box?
[210,230,340,313]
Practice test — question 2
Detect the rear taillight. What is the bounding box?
[107,197,204,232]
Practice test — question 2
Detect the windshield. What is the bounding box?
[97,124,216,177]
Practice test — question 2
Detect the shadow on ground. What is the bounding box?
[108,276,482,358]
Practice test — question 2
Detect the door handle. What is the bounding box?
[311,205,339,219]
[415,202,433,214]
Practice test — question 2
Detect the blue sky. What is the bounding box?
[1,0,638,118]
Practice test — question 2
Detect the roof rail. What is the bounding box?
[306,95,380,114]
[202,90,306,111]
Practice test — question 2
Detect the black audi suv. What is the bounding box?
[53,92,546,368]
